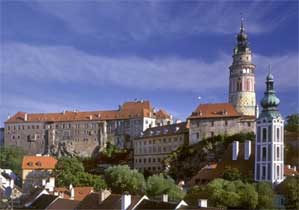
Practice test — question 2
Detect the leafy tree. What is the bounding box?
[53,157,106,191]
[0,146,25,176]
[146,174,185,200]
[255,182,274,210]
[104,165,145,194]
[222,167,242,181]
[206,178,258,209]
[279,176,299,209]
[285,113,299,132]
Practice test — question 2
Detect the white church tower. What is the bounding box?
[229,18,256,116]
[255,73,284,184]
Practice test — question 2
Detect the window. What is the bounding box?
[262,147,267,161]
[262,166,266,179]
[196,132,199,139]
[277,147,280,159]
[262,128,267,141]
[277,165,280,178]
[247,122,251,127]
[211,121,214,126]
[277,128,280,141]
[225,120,228,126]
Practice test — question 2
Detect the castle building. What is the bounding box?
[255,73,284,184]
[4,100,172,157]
[228,19,256,116]
[188,20,256,145]
[133,122,188,173]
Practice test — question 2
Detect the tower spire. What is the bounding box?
[240,15,245,32]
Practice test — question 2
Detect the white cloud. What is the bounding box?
[31,1,294,40]
[2,42,298,92]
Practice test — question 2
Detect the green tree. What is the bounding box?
[104,165,145,194]
[53,157,106,191]
[146,174,185,200]
[206,178,258,209]
[279,176,299,209]
[0,146,25,176]
[285,113,299,132]
[255,182,274,210]
[222,167,242,181]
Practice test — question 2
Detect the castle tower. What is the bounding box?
[254,73,284,184]
[229,18,256,116]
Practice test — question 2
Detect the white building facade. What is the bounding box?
[255,73,284,184]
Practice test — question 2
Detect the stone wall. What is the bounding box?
[189,117,255,145]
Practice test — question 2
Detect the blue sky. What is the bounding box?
[1,1,298,126]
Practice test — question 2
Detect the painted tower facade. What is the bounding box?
[229,19,256,116]
[255,73,284,184]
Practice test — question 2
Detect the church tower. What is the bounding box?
[229,19,256,116]
[254,73,284,184]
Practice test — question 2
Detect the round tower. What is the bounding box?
[229,18,256,116]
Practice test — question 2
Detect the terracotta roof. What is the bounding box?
[155,109,171,119]
[284,165,299,176]
[76,193,143,210]
[47,198,79,210]
[136,122,188,139]
[189,103,241,119]
[22,155,57,170]
[5,100,171,123]
[53,187,94,201]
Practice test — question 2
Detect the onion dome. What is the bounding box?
[236,18,249,52]
[260,73,280,110]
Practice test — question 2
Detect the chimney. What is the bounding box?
[24,113,28,121]
[198,199,208,208]
[89,115,93,120]
[99,189,111,203]
[162,194,168,203]
[48,177,55,192]
[42,179,46,187]
[69,184,74,200]
[244,140,251,160]
[232,141,239,160]
[287,165,291,169]
[121,192,131,210]
[293,166,297,171]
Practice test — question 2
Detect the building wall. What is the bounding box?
[189,117,255,144]
[0,128,4,146]
[22,169,53,193]
[255,117,284,184]
[4,121,107,157]
[133,133,187,173]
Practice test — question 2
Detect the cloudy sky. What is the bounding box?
[1,1,298,125]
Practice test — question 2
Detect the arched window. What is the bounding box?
[277,165,280,178]
[246,79,251,91]
[262,128,267,141]
[262,147,267,161]
[237,78,242,91]
[277,128,280,141]
[277,147,280,159]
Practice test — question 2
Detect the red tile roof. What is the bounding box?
[284,165,299,176]
[54,187,94,201]
[5,101,168,123]
[22,155,57,170]
[189,103,241,119]
[155,109,171,119]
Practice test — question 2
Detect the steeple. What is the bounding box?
[260,72,281,118]
[236,17,248,52]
